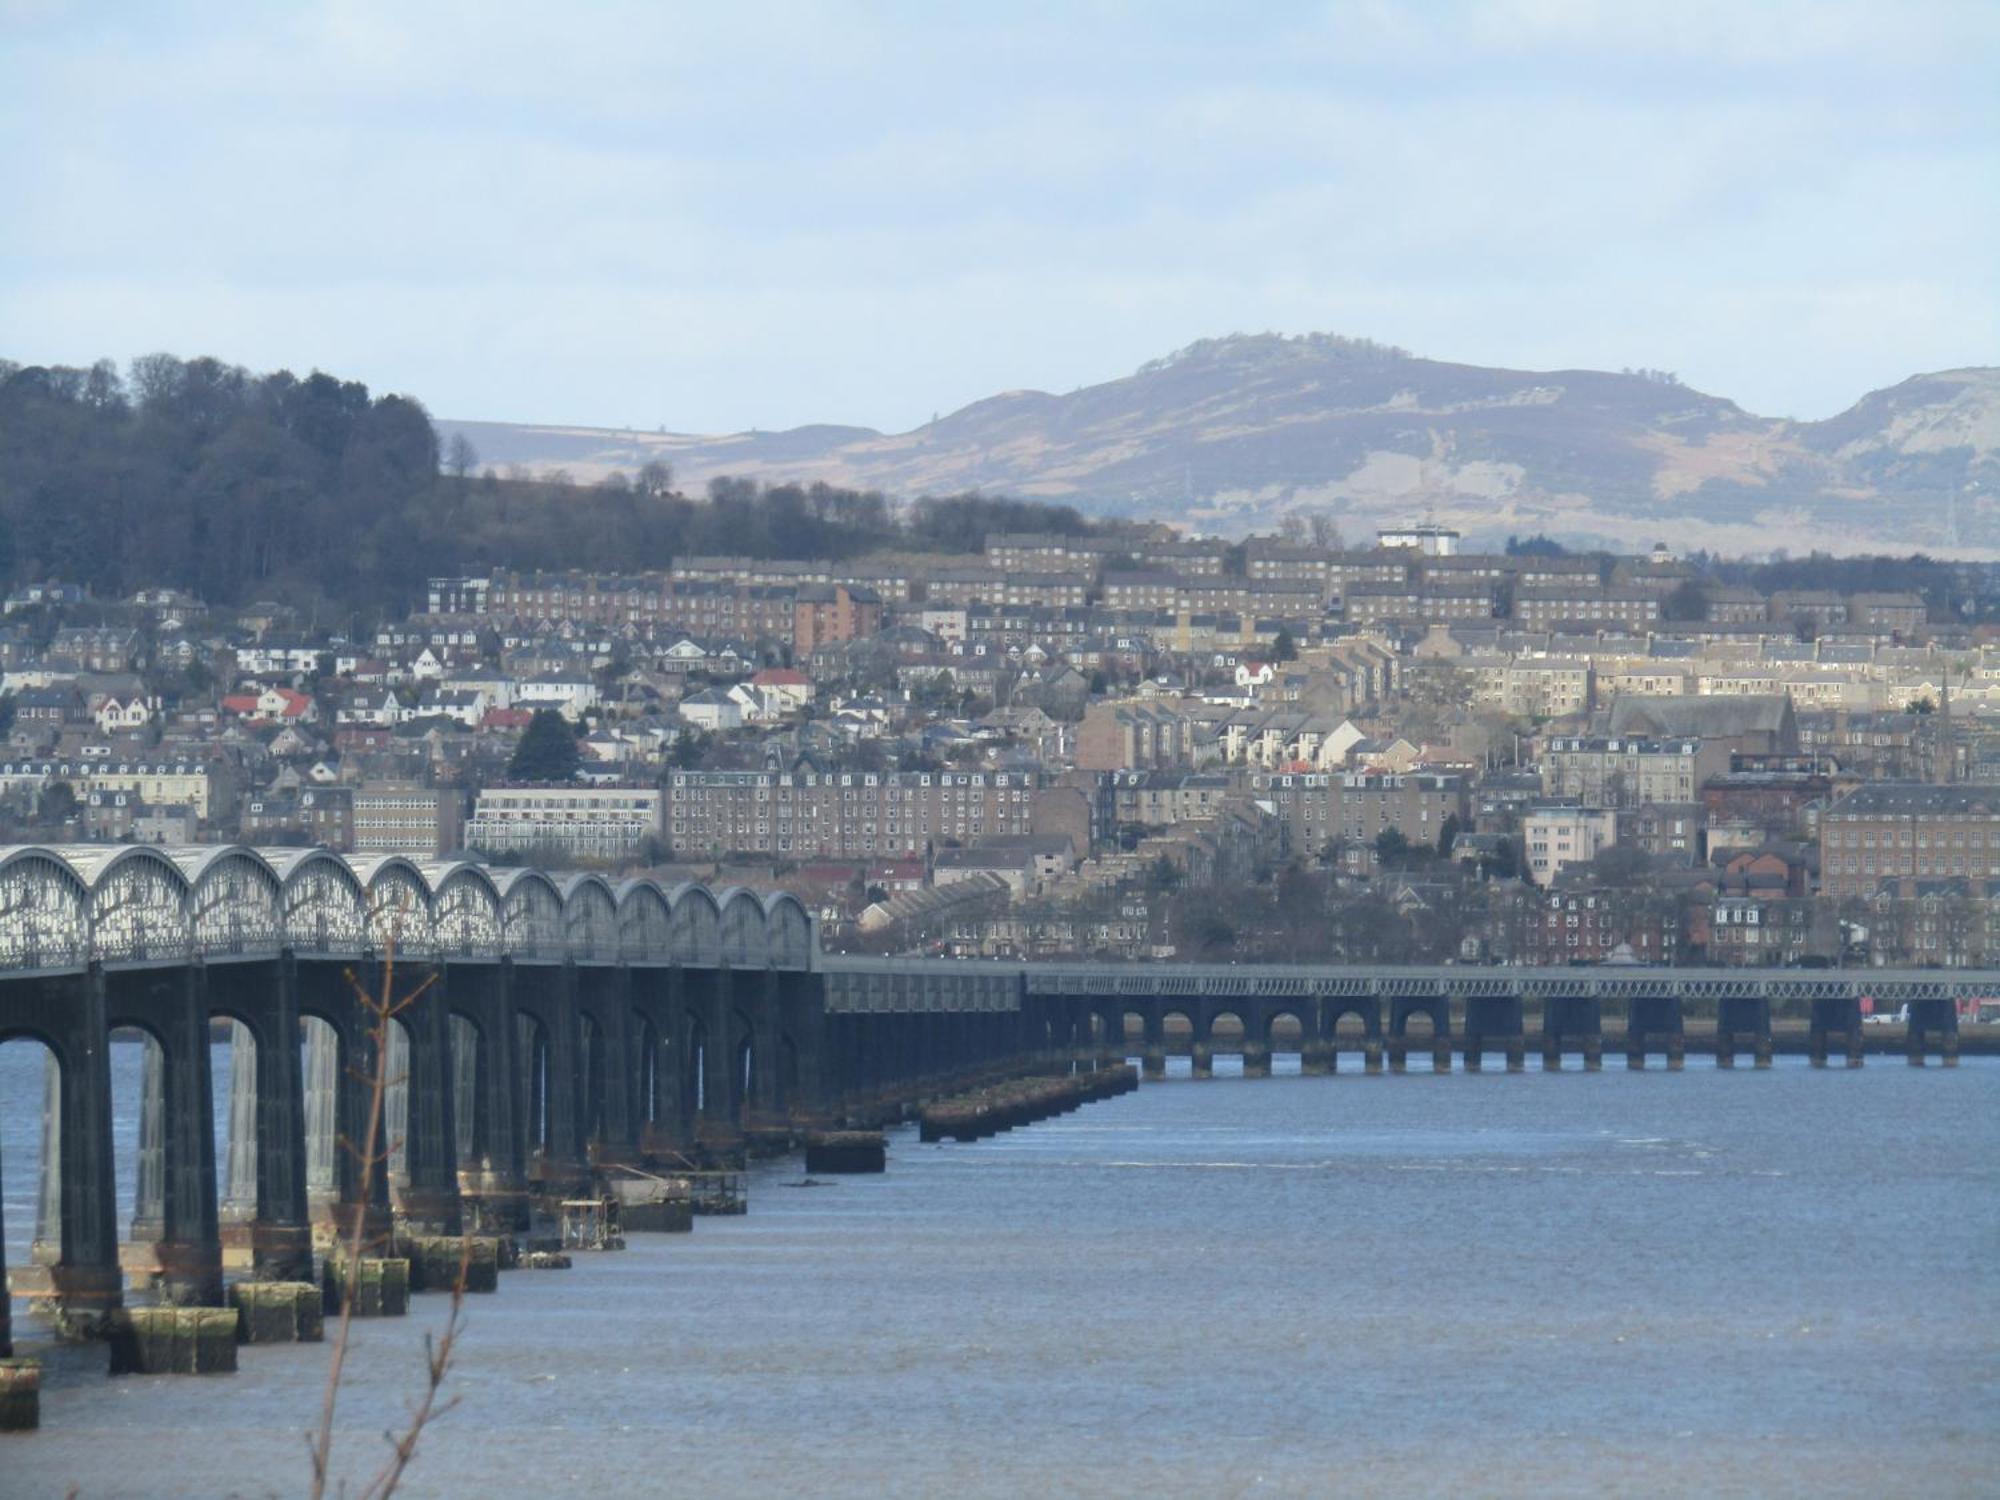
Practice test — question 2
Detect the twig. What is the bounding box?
[305,902,455,1500]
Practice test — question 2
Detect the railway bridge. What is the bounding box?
[0,842,1983,1357]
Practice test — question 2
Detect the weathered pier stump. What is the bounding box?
[228,1281,324,1344]
[804,1131,887,1174]
[322,1255,411,1317]
[0,1358,40,1430]
[106,1308,240,1375]
[402,1235,501,1294]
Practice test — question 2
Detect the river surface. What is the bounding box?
[3,1045,1997,1498]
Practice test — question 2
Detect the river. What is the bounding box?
[4,1046,1996,1497]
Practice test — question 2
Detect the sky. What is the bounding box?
[2,0,1996,435]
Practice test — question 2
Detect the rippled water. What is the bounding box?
[4,1046,1997,1498]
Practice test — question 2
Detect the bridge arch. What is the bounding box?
[0,845,90,971]
[616,879,672,963]
[356,855,436,958]
[668,883,720,968]
[561,874,620,963]
[716,886,767,968]
[1266,1008,1308,1051]
[172,845,282,957]
[57,844,192,964]
[495,867,564,960]
[424,861,504,960]
[764,890,812,971]
[266,848,369,956]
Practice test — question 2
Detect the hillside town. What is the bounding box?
[1,523,1996,970]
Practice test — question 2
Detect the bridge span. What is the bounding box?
[0,842,1983,1359]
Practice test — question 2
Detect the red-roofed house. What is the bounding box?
[750,666,815,718]
[223,686,318,724]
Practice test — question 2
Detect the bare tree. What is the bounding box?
[307,911,470,1500]
[444,433,479,480]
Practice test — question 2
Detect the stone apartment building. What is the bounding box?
[924,568,1090,609]
[983,532,1110,575]
[666,769,1087,860]
[1076,699,1195,771]
[1104,770,1234,831]
[1332,772,1469,867]
[353,781,465,858]
[1540,736,1729,809]
[1344,579,1495,627]
[1511,584,1661,632]
[1245,769,1341,857]
[1818,782,2000,898]
[792,583,883,657]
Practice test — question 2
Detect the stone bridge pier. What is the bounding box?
[1809,995,1865,1068]
[3,970,123,1334]
[1460,991,1526,1072]
[1624,994,1686,1070]
[1715,994,1773,1069]
[1904,997,1959,1067]
[1538,991,1604,1070]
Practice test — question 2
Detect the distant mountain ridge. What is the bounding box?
[440,334,1999,554]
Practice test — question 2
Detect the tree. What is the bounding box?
[39,778,78,822]
[507,708,580,781]
[1436,813,1461,859]
[444,432,479,480]
[1479,836,1521,882]
[1373,828,1412,867]
[1661,579,1708,622]
[636,460,674,497]
[1272,628,1298,662]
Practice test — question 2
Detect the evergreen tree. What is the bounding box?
[507,709,580,781]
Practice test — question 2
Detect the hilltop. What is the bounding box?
[442,335,2000,554]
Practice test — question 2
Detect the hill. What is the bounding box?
[441,335,2000,554]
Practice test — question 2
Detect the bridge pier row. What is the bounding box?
[737,968,794,1153]
[107,967,223,1308]
[577,964,639,1165]
[1624,996,1686,1071]
[206,958,312,1281]
[391,966,462,1236]
[778,975,834,1134]
[1140,1006,1166,1078]
[1715,995,1773,1070]
[1387,997,1451,1074]
[1809,996,1865,1069]
[1300,1005,1333,1075]
[1539,994,1604,1072]
[686,966,745,1158]
[513,964,592,1194]
[298,962,393,1252]
[1906,998,1959,1067]
[1461,995,1526,1073]
[218,1022,258,1259]
[18,972,126,1332]
[629,970,685,1160]
[1240,1016,1273,1078]
[448,961,528,1232]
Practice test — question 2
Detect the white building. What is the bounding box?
[465,784,664,862]
[1376,524,1460,557]
[1522,805,1619,885]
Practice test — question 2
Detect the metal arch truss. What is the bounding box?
[0,842,817,975]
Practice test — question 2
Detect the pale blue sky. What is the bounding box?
[3,1,1995,433]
